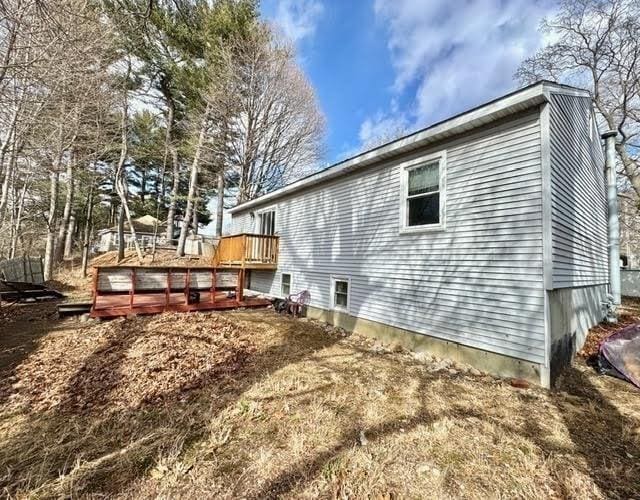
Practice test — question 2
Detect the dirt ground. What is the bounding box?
[0,290,639,498]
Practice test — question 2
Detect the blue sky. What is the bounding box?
[260,0,557,163]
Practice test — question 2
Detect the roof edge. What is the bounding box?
[230,80,589,214]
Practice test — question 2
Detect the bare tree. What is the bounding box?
[224,27,325,204]
[176,103,210,256]
[517,0,640,197]
[113,62,143,262]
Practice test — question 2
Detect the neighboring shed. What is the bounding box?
[96,215,174,252]
[229,81,610,387]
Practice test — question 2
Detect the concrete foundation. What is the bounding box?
[306,305,544,385]
[547,284,608,383]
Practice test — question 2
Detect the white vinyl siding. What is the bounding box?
[549,93,608,288]
[234,109,546,364]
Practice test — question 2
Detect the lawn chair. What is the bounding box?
[284,290,310,318]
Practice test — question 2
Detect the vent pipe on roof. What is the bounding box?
[602,129,621,305]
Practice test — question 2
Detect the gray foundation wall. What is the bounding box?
[547,284,608,383]
[306,305,544,385]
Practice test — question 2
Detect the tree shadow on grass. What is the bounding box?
[0,311,342,497]
[458,365,640,498]
[250,360,640,499]
[550,366,640,498]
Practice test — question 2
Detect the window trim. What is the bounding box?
[281,272,292,297]
[398,151,447,234]
[254,205,277,235]
[330,275,351,313]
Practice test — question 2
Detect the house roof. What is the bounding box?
[101,215,168,234]
[229,80,592,214]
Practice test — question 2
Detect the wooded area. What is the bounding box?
[0,0,324,279]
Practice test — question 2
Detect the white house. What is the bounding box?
[229,81,612,387]
[95,215,173,253]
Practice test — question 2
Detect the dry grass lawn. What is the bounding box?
[0,299,639,499]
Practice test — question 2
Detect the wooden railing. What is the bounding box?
[213,233,279,269]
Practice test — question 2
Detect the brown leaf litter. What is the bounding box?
[0,305,638,499]
[2,312,257,414]
[90,249,209,268]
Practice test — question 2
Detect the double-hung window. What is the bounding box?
[331,276,350,312]
[281,273,291,296]
[400,152,445,231]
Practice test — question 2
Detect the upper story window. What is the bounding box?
[399,152,446,232]
[257,208,276,235]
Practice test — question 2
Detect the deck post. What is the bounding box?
[130,268,136,311]
[185,268,191,306]
[211,269,216,303]
[236,268,244,302]
[92,267,99,311]
[166,269,171,309]
[241,235,247,268]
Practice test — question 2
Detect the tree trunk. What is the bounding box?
[176,110,208,256]
[54,158,74,262]
[9,177,29,259]
[0,139,17,222]
[64,213,76,259]
[616,142,640,198]
[114,94,143,262]
[216,170,224,237]
[117,204,125,262]
[43,170,59,281]
[81,183,94,278]
[193,196,199,235]
[164,99,179,242]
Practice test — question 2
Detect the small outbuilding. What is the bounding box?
[95,215,174,253]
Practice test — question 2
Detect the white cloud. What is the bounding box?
[371,0,555,127]
[272,0,324,43]
[359,109,410,149]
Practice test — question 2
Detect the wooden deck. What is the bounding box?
[91,292,270,318]
[213,234,279,270]
[90,265,271,318]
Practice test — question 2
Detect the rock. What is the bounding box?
[469,368,482,377]
[428,360,449,373]
[391,343,404,353]
[448,368,458,376]
[79,313,90,323]
[417,463,441,477]
[510,378,530,389]
[411,352,430,364]
[358,430,368,446]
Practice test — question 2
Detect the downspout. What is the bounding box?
[602,130,621,305]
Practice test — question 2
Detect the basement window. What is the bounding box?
[281,273,291,296]
[399,152,446,232]
[331,276,351,312]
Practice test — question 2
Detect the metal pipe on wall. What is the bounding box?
[602,129,621,305]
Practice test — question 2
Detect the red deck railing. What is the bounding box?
[90,265,269,318]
